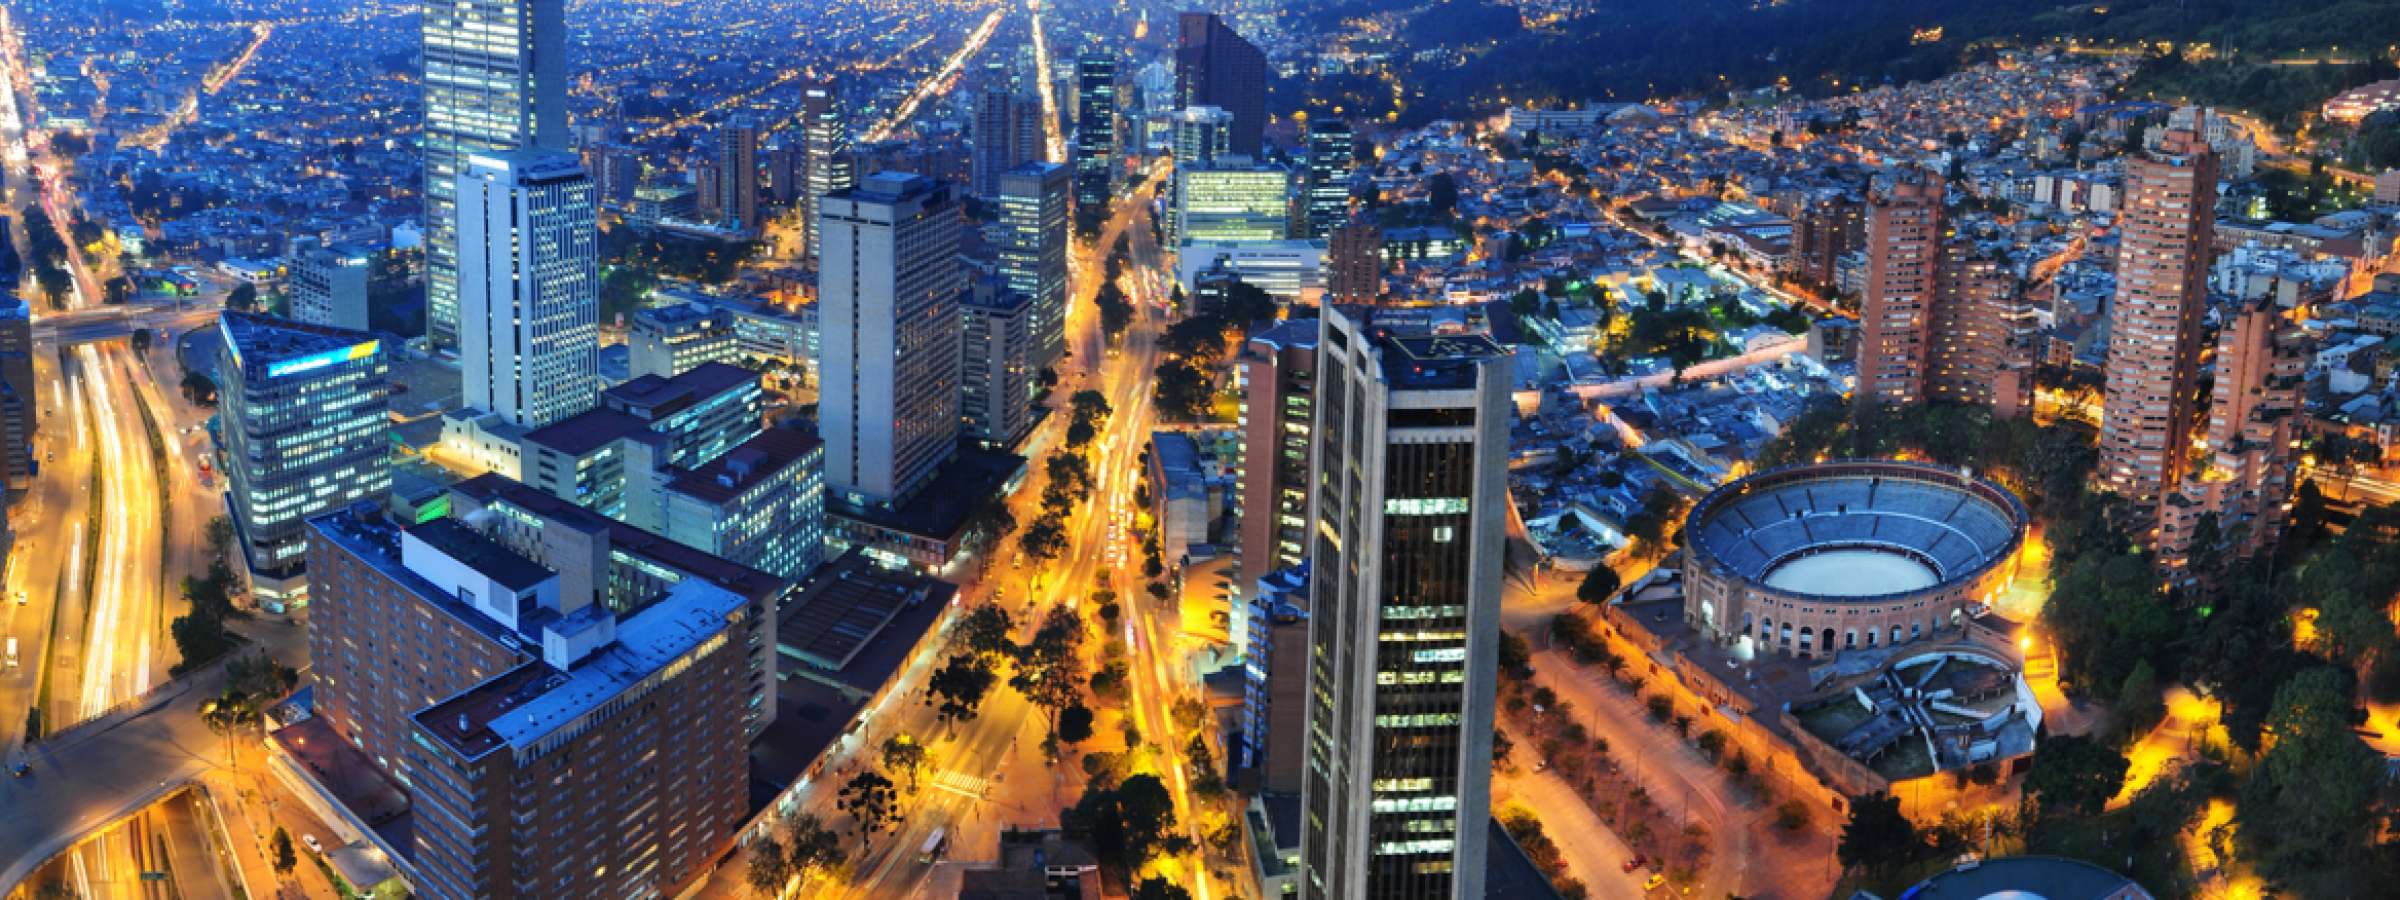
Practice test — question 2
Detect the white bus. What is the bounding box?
[917,826,947,864]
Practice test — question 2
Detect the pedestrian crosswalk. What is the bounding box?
[931,770,988,798]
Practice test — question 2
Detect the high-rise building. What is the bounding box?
[1789,196,1865,290]
[2159,298,2307,579]
[2102,128,2218,508]
[0,298,38,489]
[1303,118,1355,239]
[1174,13,1267,156]
[767,142,805,206]
[1237,317,1318,584]
[585,142,643,208]
[306,480,780,900]
[1174,160,1291,246]
[629,300,739,379]
[971,85,1043,199]
[218,312,390,607]
[457,149,600,429]
[288,246,372,332]
[520,362,765,522]
[1241,564,1310,795]
[719,118,763,232]
[1172,105,1233,172]
[1855,171,1944,407]
[802,83,856,261]
[819,172,963,507]
[1072,51,1120,232]
[693,160,723,222]
[663,426,828,580]
[1926,242,2013,408]
[998,161,1071,371]
[959,282,1036,449]
[421,0,568,352]
[1300,308,1509,900]
[1326,219,1385,304]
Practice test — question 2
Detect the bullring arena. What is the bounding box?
[1681,460,2029,659]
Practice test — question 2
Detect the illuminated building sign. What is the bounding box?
[267,340,380,379]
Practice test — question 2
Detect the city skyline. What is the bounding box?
[2,2,2399,900]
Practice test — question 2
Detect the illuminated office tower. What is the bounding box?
[960,283,1036,449]
[1304,118,1355,239]
[1072,51,1120,232]
[998,161,1070,371]
[2101,128,2218,508]
[1300,308,1509,900]
[819,173,963,507]
[802,82,856,261]
[1175,160,1291,245]
[421,0,568,351]
[456,149,599,429]
[218,312,390,609]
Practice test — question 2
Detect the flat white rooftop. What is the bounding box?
[1763,549,1936,597]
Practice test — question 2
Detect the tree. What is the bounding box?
[957,604,1016,660]
[785,814,842,882]
[226,283,259,312]
[1059,703,1095,745]
[1837,792,1918,874]
[180,369,218,406]
[745,833,792,897]
[269,827,297,876]
[1153,359,1212,420]
[1576,566,1622,605]
[1426,171,1460,215]
[1774,800,1811,831]
[1070,389,1113,426]
[1132,878,1194,900]
[1095,282,1133,340]
[836,770,897,853]
[106,276,133,306]
[881,735,928,794]
[2020,734,2127,819]
[927,653,999,725]
[1020,519,1069,566]
[1013,605,1088,749]
[129,327,151,356]
[2237,667,2380,886]
[1067,773,1182,870]
[1066,419,1097,449]
[2112,659,2163,747]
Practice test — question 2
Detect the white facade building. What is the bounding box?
[457,149,600,429]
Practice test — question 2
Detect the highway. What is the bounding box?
[863,5,1007,143]
[1027,0,1066,164]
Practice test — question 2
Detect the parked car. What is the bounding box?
[302,834,323,854]
[1621,854,1648,874]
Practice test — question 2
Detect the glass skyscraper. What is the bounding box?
[1301,308,1509,900]
[1305,118,1356,239]
[217,311,391,609]
[421,0,568,351]
[1072,51,1119,233]
[998,161,1070,373]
